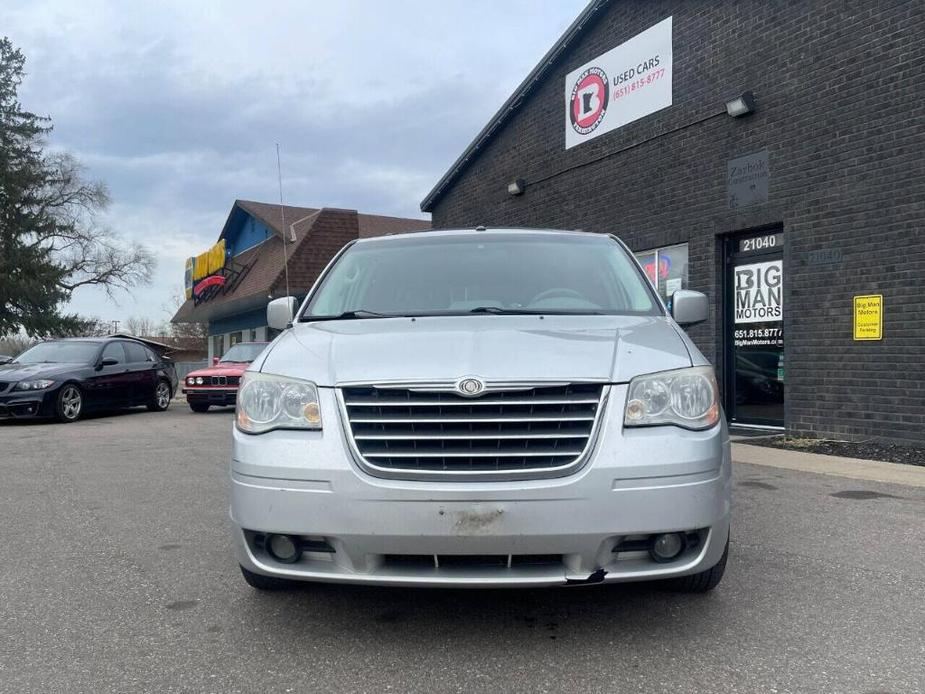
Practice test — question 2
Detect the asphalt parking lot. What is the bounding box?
[1,404,923,694]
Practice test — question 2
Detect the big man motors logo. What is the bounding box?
[569,66,609,135]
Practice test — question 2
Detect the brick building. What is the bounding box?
[172,200,430,359]
[421,0,925,443]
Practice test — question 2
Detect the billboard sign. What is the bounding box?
[564,17,673,149]
[184,239,228,299]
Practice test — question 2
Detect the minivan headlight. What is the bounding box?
[624,366,719,430]
[236,372,322,434]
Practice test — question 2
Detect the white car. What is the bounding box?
[231,229,731,591]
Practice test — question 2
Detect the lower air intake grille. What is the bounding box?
[340,382,606,480]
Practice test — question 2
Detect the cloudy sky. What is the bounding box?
[2,0,585,329]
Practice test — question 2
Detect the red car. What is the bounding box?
[182,342,267,412]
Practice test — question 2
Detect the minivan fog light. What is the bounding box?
[650,533,686,562]
[266,534,301,563]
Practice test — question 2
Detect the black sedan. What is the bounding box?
[0,338,178,423]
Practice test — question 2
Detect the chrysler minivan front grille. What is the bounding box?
[339,382,606,480]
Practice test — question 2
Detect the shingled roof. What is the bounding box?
[172,201,430,324]
[233,200,320,238]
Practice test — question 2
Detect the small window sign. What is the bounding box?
[853,295,883,341]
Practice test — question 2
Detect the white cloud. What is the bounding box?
[1,0,586,324]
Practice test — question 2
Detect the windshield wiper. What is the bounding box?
[300,309,394,322]
[467,306,605,316]
[467,306,543,315]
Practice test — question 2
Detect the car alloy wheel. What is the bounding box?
[156,381,171,409]
[60,385,82,421]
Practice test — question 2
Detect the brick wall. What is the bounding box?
[429,0,925,444]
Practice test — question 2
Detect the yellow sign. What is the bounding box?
[853,294,882,341]
[192,239,227,281]
[184,239,228,299]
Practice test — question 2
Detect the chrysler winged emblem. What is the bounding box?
[455,376,485,397]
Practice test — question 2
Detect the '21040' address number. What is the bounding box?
[739,233,782,253]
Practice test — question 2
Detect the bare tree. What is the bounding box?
[166,287,209,340]
[0,333,34,357]
[74,318,115,337]
[34,153,155,296]
[125,315,165,337]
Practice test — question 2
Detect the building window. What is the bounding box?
[229,331,243,347]
[249,328,258,342]
[635,243,689,301]
[212,334,224,359]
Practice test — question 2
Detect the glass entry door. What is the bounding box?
[725,229,784,427]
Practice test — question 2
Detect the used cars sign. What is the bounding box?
[564,17,673,149]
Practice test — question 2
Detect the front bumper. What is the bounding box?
[231,385,732,587]
[0,390,54,419]
[183,387,238,406]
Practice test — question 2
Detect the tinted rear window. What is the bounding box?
[124,342,149,363]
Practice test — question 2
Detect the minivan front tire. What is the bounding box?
[668,539,728,593]
[240,565,296,591]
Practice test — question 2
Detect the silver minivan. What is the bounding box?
[232,229,731,591]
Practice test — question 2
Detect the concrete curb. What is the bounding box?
[733,442,925,488]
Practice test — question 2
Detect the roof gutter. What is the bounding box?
[419,0,611,213]
[288,212,317,242]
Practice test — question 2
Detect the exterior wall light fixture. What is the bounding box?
[507,178,526,196]
[725,91,756,117]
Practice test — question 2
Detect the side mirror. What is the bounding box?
[267,296,298,331]
[671,290,709,326]
[99,357,119,368]
[212,356,220,366]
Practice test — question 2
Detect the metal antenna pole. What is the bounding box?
[276,143,292,319]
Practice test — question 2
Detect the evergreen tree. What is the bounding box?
[0,37,153,336]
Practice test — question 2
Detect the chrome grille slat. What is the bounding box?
[363,450,583,458]
[354,432,589,440]
[340,382,606,480]
[348,413,596,424]
[343,396,600,406]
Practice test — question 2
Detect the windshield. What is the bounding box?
[14,341,100,365]
[220,343,266,363]
[303,232,660,319]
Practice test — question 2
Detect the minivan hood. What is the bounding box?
[258,315,691,386]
